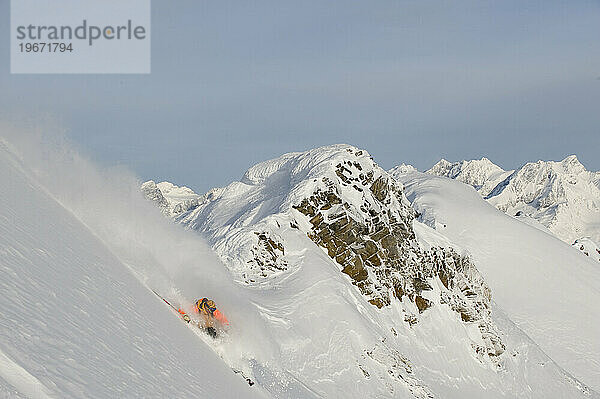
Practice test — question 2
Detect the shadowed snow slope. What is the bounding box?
[396,170,600,392]
[0,142,262,398]
[146,144,596,398]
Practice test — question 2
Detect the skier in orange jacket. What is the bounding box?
[195,298,229,338]
[177,298,228,338]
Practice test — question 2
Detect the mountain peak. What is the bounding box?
[388,163,418,175]
[558,154,585,174]
[142,180,201,216]
[141,180,169,212]
[426,154,600,245]
[482,156,599,243]
[424,158,511,196]
[428,159,452,174]
[241,144,371,186]
[156,181,198,197]
[145,146,506,369]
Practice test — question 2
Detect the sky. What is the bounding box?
[1,0,599,193]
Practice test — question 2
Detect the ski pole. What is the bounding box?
[152,289,178,310]
[152,289,191,322]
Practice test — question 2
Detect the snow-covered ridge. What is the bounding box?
[241,151,302,185]
[143,144,595,398]
[388,163,417,176]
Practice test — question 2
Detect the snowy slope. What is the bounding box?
[426,158,513,197]
[394,169,600,392]
[5,128,594,398]
[146,145,595,398]
[0,141,262,398]
[7,117,598,399]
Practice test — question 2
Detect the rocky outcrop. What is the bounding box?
[572,237,600,262]
[245,232,288,282]
[292,156,504,361]
[360,343,434,398]
[141,180,170,214]
[292,166,418,309]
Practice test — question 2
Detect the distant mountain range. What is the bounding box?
[420,155,600,261]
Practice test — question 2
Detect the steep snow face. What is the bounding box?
[0,142,261,399]
[396,170,600,392]
[486,155,600,245]
[425,158,513,197]
[145,144,595,398]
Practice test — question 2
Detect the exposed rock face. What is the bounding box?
[141,180,170,214]
[292,157,504,360]
[246,232,288,281]
[156,182,203,216]
[293,169,416,308]
[572,237,600,262]
[361,343,434,398]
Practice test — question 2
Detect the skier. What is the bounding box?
[194,298,229,338]
[176,297,228,338]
